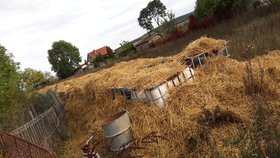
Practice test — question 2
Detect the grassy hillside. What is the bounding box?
[38,4,280,158]
[40,37,280,157]
[43,50,280,158]
[137,3,280,60]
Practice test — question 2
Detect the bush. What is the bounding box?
[0,45,35,131]
[116,41,136,58]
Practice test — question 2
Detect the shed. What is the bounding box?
[133,33,163,52]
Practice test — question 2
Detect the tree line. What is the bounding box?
[0,45,56,130]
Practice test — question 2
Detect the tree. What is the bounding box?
[0,44,29,130]
[43,71,57,84]
[0,45,21,112]
[48,40,81,79]
[160,10,176,34]
[147,0,167,27]
[21,68,46,91]
[138,0,167,32]
[195,0,247,19]
[138,8,154,32]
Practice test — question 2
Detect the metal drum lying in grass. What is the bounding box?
[101,111,133,151]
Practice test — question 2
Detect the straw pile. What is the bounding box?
[39,38,280,157]
[175,36,227,62]
[40,57,184,93]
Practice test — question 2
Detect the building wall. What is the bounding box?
[149,35,163,44]
[136,42,150,52]
[87,54,96,63]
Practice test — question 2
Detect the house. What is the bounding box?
[133,33,163,52]
[247,0,271,9]
[87,46,113,63]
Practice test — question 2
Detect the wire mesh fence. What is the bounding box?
[0,91,66,158]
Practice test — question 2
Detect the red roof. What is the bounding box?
[88,46,110,58]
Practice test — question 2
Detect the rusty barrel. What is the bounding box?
[101,111,132,151]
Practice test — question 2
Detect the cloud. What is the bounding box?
[0,0,196,73]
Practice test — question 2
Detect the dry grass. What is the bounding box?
[40,36,280,158]
[174,36,227,62]
[40,37,225,92]
[40,57,184,92]
[136,3,280,61]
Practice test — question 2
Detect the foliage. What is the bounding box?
[104,47,115,59]
[138,2,280,60]
[160,10,176,35]
[48,40,81,79]
[147,0,167,27]
[0,45,57,131]
[0,45,20,113]
[195,0,247,19]
[117,41,136,58]
[138,0,167,31]
[92,55,105,67]
[43,71,58,84]
[0,45,32,130]
[92,47,115,67]
[21,68,45,91]
[138,8,154,32]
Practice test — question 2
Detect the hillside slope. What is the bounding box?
[41,37,280,157]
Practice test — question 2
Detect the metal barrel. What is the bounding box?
[101,111,133,151]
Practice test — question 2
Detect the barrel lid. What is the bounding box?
[101,111,127,126]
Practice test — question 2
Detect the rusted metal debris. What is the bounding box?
[114,131,169,158]
[81,134,103,158]
[0,132,55,158]
[82,132,169,158]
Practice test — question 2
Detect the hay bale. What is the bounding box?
[38,37,280,158]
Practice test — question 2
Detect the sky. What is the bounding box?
[0,0,196,73]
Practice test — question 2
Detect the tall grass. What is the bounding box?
[241,62,280,157]
[138,3,280,60]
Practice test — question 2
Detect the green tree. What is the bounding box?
[48,40,81,79]
[103,47,115,60]
[21,68,45,91]
[138,0,167,32]
[138,8,154,32]
[160,10,176,34]
[43,71,57,84]
[0,45,20,112]
[92,55,105,67]
[147,0,167,27]
[195,0,247,19]
[0,44,28,130]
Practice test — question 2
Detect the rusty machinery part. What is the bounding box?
[81,134,104,158]
[140,131,169,144]
[114,131,169,158]
[82,132,169,158]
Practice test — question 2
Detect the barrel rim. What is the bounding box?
[101,110,127,126]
